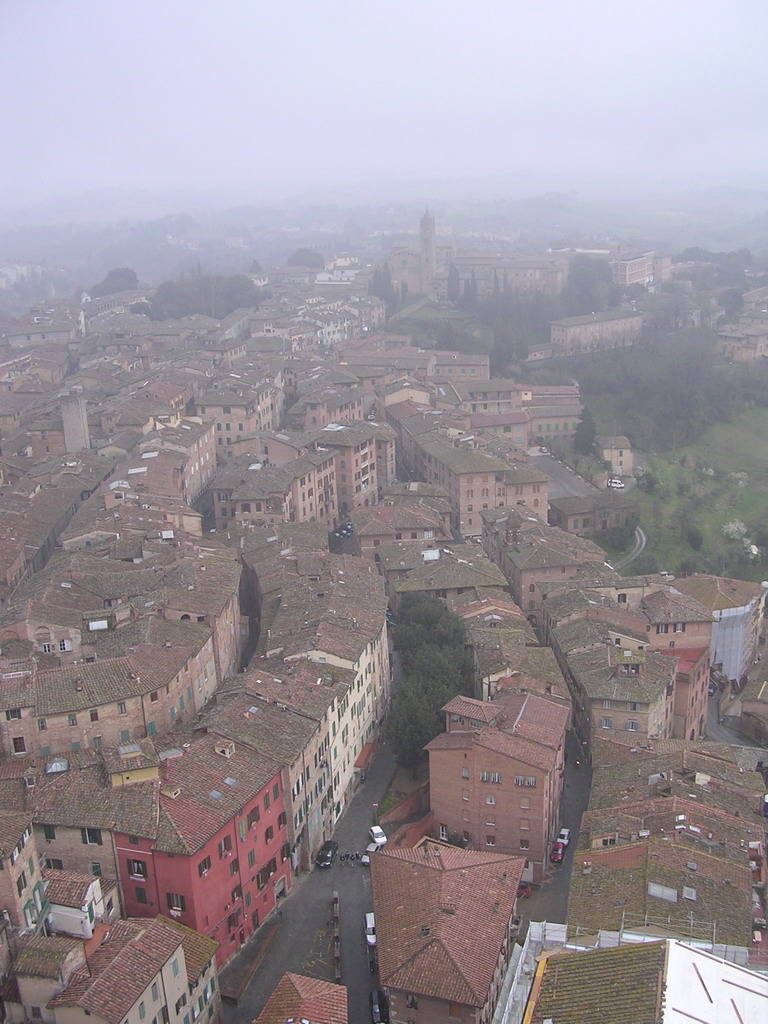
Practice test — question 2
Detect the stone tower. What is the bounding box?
[419,208,436,295]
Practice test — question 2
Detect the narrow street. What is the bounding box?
[517,730,592,929]
[220,743,398,1024]
[221,629,402,1024]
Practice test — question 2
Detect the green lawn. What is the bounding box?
[627,407,768,579]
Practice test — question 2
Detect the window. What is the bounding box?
[12,737,26,754]
[43,824,56,841]
[491,772,501,784]
[198,856,211,877]
[139,1002,146,1020]
[461,767,469,778]
[31,1008,42,1020]
[480,770,489,782]
[42,642,53,654]
[265,826,274,842]
[218,835,232,859]
[626,720,639,732]
[229,857,239,876]
[519,838,529,850]
[90,709,99,722]
[656,623,669,634]
[167,892,186,912]
[439,824,448,841]
[68,713,77,727]
[5,709,21,721]
[59,638,72,652]
[92,736,102,749]
[120,729,130,743]
[81,828,103,846]
[45,857,63,870]
[128,859,147,879]
[91,862,102,877]
[264,791,270,810]
[273,782,279,800]
[520,818,530,830]
[38,719,47,731]
[151,982,159,1001]
[150,691,159,703]
[602,699,611,710]
[600,717,612,729]
[118,702,127,715]
[135,887,147,904]
[247,807,260,829]
[406,995,419,1009]
[627,701,638,712]
[486,835,496,846]
[231,885,242,902]
[16,872,27,896]
[486,795,495,805]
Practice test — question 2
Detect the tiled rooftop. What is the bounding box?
[372,841,524,1007]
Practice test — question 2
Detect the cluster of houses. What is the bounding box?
[0,251,765,1024]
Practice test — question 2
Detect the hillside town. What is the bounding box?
[0,222,766,1024]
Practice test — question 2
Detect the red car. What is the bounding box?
[550,841,566,863]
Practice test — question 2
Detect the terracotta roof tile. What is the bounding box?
[372,840,524,1008]
[254,972,348,1024]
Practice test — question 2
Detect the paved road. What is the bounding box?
[221,743,398,1024]
[615,526,647,569]
[529,453,598,500]
[222,632,402,1024]
[517,730,592,928]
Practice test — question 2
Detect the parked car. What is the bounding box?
[550,840,566,863]
[364,911,377,947]
[370,988,389,1023]
[538,446,549,454]
[607,478,625,489]
[516,882,532,899]
[315,839,338,868]
[557,828,571,847]
[361,842,379,866]
[369,825,387,846]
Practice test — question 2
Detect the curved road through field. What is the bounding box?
[615,526,647,569]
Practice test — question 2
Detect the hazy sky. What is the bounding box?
[4,0,767,208]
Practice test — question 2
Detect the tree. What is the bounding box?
[447,264,461,303]
[388,595,473,771]
[89,267,138,298]
[573,407,597,455]
[562,256,620,316]
[286,248,324,269]
[148,274,261,320]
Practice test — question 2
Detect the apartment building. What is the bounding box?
[114,735,289,968]
[672,574,767,687]
[372,839,524,1024]
[550,310,642,356]
[427,692,568,882]
[256,554,390,817]
[209,450,338,530]
[6,917,221,1024]
[0,813,47,934]
[410,433,549,537]
[195,385,279,461]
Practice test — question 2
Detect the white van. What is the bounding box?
[364,911,377,947]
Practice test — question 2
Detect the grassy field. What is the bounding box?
[628,407,768,580]
[392,306,493,352]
